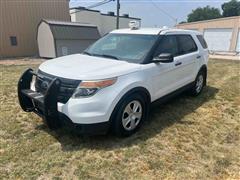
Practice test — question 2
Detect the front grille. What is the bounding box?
[35,70,81,104]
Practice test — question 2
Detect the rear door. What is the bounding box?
[174,34,200,87]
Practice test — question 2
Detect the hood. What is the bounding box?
[39,54,141,80]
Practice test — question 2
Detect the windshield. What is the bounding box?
[84,33,158,63]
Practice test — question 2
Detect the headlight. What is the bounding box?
[72,77,117,98]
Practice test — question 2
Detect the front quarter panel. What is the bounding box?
[58,70,153,124]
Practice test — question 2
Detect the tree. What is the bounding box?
[179,21,187,24]
[222,0,240,17]
[187,6,222,22]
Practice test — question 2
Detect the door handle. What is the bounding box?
[175,62,182,66]
[197,55,201,59]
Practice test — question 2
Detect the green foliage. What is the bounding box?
[179,21,187,24]
[222,0,240,17]
[187,6,222,22]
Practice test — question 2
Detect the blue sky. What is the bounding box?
[69,0,229,27]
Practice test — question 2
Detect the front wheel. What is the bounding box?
[112,93,148,137]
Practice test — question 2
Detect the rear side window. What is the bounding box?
[197,35,208,49]
[177,35,198,55]
[154,35,178,57]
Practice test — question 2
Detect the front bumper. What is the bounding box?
[17,69,109,135]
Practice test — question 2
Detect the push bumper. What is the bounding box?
[17,69,109,135]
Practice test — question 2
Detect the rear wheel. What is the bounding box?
[190,70,206,96]
[112,93,148,137]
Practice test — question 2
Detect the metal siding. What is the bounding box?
[71,10,141,36]
[176,16,240,52]
[0,0,70,58]
[203,28,233,51]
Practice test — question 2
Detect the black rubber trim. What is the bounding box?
[18,69,61,127]
[152,82,195,106]
[18,68,35,112]
[59,113,110,135]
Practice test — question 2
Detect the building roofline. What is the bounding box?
[100,13,141,20]
[70,6,141,20]
[41,19,97,28]
[36,19,99,42]
[70,6,100,13]
[177,16,240,26]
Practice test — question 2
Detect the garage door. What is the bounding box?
[204,28,233,51]
[236,30,240,52]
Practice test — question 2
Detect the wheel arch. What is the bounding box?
[199,64,207,85]
[109,86,151,125]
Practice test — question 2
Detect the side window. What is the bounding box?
[154,35,178,57]
[177,35,198,55]
[10,36,18,46]
[197,35,208,49]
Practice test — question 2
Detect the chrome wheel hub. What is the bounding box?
[122,100,142,131]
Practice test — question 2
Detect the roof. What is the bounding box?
[42,19,97,28]
[110,28,202,35]
[70,6,141,20]
[100,13,141,20]
[40,19,100,40]
[176,16,240,26]
[111,28,163,35]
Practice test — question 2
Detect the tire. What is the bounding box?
[190,70,206,96]
[111,93,149,137]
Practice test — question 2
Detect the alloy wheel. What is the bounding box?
[122,100,142,131]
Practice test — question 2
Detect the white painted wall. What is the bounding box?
[70,9,141,36]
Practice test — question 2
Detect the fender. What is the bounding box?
[109,87,151,125]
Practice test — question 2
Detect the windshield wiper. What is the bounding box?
[96,54,119,60]
[83,52,119,60]
[82,51,92,56]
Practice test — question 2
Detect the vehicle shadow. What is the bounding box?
[36,86,219,152]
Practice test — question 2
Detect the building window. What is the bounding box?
[10,36,17,46]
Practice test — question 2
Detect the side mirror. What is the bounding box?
[152,53,174,63]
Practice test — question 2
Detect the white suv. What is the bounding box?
[18,27,208,137]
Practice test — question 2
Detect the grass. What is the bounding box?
[0,59,239,179]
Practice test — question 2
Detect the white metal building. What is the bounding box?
[70,7,141,36]
[176,16,240,53]
[37,20,100,58]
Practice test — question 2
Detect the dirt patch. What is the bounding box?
[0,57,45,65]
